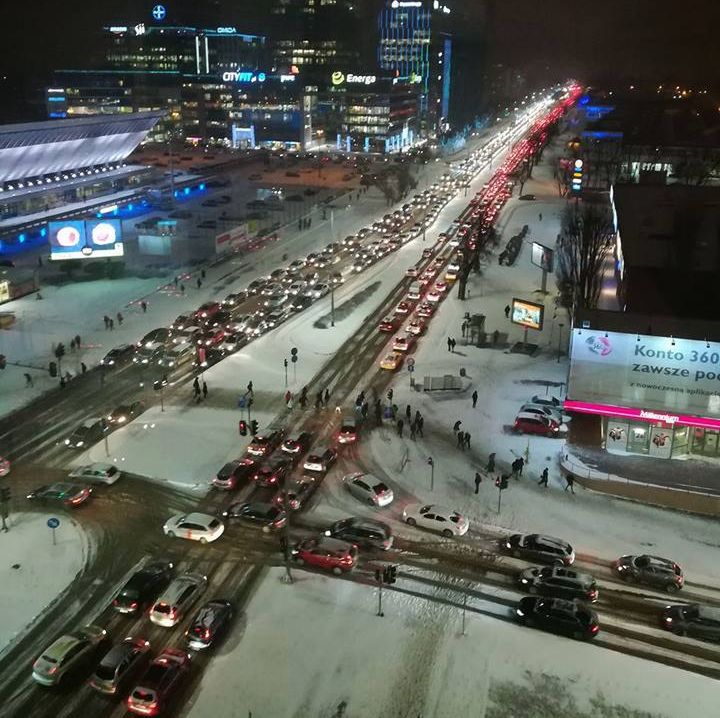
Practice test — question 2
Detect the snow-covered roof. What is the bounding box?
[0,111,164,184]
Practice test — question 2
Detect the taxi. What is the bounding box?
[379,353,404,371]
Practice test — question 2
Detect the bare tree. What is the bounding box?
[556,203,615,311]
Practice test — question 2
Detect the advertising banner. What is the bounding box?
[511,298,544,331]
[531,242,554,272]
[568,329,720,419]
[215,224,250,255]
[49,220,124,260]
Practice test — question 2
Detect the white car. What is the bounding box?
[309,283,330,299]
[520,403,567,426]
[163,513,224,544]
[402,503,469,537]
[287,280,306,295]
[343,472,394,507]
[68,462,121,485]
[530,395,563,409]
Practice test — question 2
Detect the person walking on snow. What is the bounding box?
[416,415,424,437]
[453,420,462,433]
[511,458,521,479]
[450,338,456,352]
[538,467,549,487]
[565,474,575,494]
[193,377,200,397]
[405,404,411,422]
[397,418,404,437]
[285,390,292,405]
[410,421,417,440]
[517,457,525,476]
[116,312,123,326]
[447,337,452,352]
[202,381,208,399]
[472,390,478,408]
[457,430,465,450]
[464,432,471,449]
[24,373,33,388]
[504,304,511,318]
[141,300,147,313]
[474,472,482,494]
[487,452,496,473]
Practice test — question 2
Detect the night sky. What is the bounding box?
[1,0,718,121]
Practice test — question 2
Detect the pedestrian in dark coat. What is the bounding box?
[416,415,424,437]
[538,467,549,487]
[504,305,511,318]
[70,338,76,352]
[75,334,81,348]
[453,420,462,433]
[202,381,208,399]
[201,269,206,279]
[414,409,421,425]
[24,373,33,387]
[472,390,478,408]
[511,459,520,479]
[361,401,369,418]
[59,376,66,388]
[450,338,456,352]
[81,362,87,374]
[117,312,123,325]
[103,315,110,329]
[517,457,525,476]
[474,472,482,494]
[457,430,465,449]
[397,419,404,437]
[447,337,452,352]
[180,284,185,295]
[324,388,330,405]
[316,390,323,409]
[193,377,200,396]
[405,404,411,421]
[141,301,147,313]
[410,421,417,440]
[565,474,575,494]
[487,452,496,472]
[464,432,471,449]
[109,318,114,330]
[197,278,202,289]
[387,388,393,402]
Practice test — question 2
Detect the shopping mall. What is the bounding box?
[567,309,720,460]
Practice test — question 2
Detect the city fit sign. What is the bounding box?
[568,329,720,420]
[223,71,266,83]
[331,72,377,87]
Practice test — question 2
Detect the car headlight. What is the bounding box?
[520,578,528,584]
[505,541,512,549]
[64,439,70,445]
[515,609,524,617]
[76,441,84,447]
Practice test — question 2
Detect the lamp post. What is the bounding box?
[427,456,434,491]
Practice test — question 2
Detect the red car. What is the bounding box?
[378,315,399,333]
[514,412,561,438]
[291,537,358,575]
[193,302,221,321]
[196,327,225,347]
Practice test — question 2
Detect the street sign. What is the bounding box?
[407,357,415,373]
[238,396,247,408]
[47,517,60,529]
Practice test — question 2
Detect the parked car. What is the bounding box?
[513,412,562,438]
[662,604,720,640]
[89,637,151,695]
[126,648,191,715]
[163,513,225,544]
[185,599,235,650]
[519,403,565,426]
[518,566,598,602]
[68,462,121,485]
[342,472,394,507]
[613,554,684,593]
[32,625,107,686]
[212,457,255,490]
[112,560,175,615]
[149,573,208,627]
[26,482,92,507]
[515,597,599,640]
[303,446,337,473]
[291,537,358,575]
[222,502,287,532]
[503,534,575,566]
[402,504,469,537]
[323,517,393,550]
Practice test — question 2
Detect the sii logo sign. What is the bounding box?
[586,335,612,357]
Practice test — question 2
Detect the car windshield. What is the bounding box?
[154,603,172,614]
[41,654,58,664]
[372,483,389,494]
[95,662,119,681]
[208,519,220,529]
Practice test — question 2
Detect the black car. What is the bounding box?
[26,482,92,507]
[515,597,599,640]
[502,533,575,566]
[222,291,247,307]
[324,517,394,550]
[112,560,175,614]
[212,458,255,490]
[64,418,108,449]
[185,600,234,650]
[281,431,314,455]
[247,279,266,294]
[290,295,314,312]
[662,604,720,641]
[222,502,286,532]
[107,400,144,426]
[614,554,684,593]
[89,637,151,695]
[138,328,171,348]
[101,344,135,367]
[252,457,291,488]
[518,566,598,602]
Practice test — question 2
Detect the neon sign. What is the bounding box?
[152,5,166,21]
[217,27,237,33]
[223,71,267,83]
[331,72,377,87]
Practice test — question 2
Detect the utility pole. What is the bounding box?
[281,475,293,584]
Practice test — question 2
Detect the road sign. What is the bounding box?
[47,517,60,529]
[407,357,415,373]
[238,396,247,408]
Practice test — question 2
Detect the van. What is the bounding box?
[407,282,422,300]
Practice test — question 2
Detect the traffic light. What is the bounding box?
[238,419,248,436]
[291,347,298,364]
[495,475,509,490]
[383,565,397,585]
[0,487,10,503]
[250,419,259,435]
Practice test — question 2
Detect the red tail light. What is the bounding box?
[591,624,599,634]
[204,629,211,640]
[113,599,118,606]
[130,601,138,609]
[587,590,598,600]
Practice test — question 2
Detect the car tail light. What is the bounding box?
[70,493,86,504]
[204,629,211,640]
[590,624,599,634]
[587,589,598,600]
[113,599,118,606]
[130,601,138,609]
[676,576,684,585]
[340,555,353,565]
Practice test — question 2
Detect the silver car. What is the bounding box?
[33,625,107,686]
[342,472,394,507]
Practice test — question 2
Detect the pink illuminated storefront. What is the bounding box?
[567,321,720,459]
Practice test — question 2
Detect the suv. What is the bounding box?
[185,599,235,650]
[212,458,255,490]
[515,597,599,640]
[662,604,720,641]
[292,537,358,575]
[89,637,151,695]
[613,554,684,593]
[303,446,337,473]
[112,560,175,614]
[32,625,107,686]
[513,412,561,437]
[518,566,598,602]
[247,430,284,457]
[126,649,191,715]
[323,517,394,551]
[503,534,575,566]
[149,573,208,627]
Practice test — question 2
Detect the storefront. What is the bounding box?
[566,320,720,460]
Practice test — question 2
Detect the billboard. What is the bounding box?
[531,242,554,272]
[568,329,720,419]
[49,220,124,260]
[215,224,250,255]
[511,298,544,331]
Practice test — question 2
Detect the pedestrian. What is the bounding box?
[492,329,499,346]
[197,278,202,289]
[37,255,43,267]
[414,409,421,425]
[247,381,254,394]
[453,420,462,433]
[81,362,87,374]
[565,474,575,494]
[24,373,33,388]
[410,421,416,440]
[193,377,200,397]
[464,432,471,449]
[59,375,66,389]
[116,312,123,326]
[174,276,179,288]
[511,459,520,479]
[447,337,452,352]
[36,291,43,300]
[316,390,323,409]
[451,338,456,352]
[487,452,496,473]
[538,212,543,222]
[391,404,398,420]
[474,471,482,494]
[70,338,76,352]
[405,404,411,421]
[397,418,404,437]
[504,304,511,318]
[358,390,365,404]
[461,321,467,337]
[517,457,525,476]
[180,284,185,295]
[109,318,114,330]
[201,269,206,279]
[298,218,302,230]
[141,300,147,313]
[361,401,369,419]
[103,315,109,329]
[324,387,330,405]
[538,467,549,488]
[472,390,478,408]
[457,430,465,450]
[375,403,383,426]
[75,334,81,348]
[355,393,363,408]
[387,388,393,403]
[202,381,208,399]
